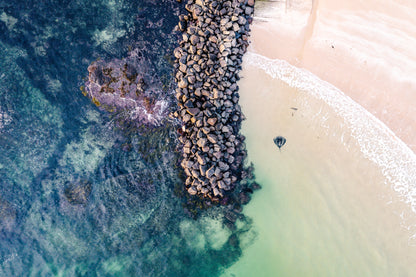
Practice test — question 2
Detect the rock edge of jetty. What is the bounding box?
[172,0,256,202]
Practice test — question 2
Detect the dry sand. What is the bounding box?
[251,0,416,152]
[223,59,416,276]
[222,1,416,275]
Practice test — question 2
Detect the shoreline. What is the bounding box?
[246,52,416,215]
[223,50,416,277]
[223,1,416,275]
[250,0,416,153]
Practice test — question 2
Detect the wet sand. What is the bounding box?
[222,1,416,275]
[250,0,416,152]
[223,54,416,277]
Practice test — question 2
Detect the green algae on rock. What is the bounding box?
[83,49,170,126]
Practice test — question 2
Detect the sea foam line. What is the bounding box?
[245,51,416,214]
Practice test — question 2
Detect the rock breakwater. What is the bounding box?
[173,0,255,200]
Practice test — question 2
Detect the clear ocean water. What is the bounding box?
[0,1,254,276]
[223,52,416,277]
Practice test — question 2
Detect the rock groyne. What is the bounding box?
[173,0,255,201]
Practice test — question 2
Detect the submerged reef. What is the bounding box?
[172,0,256,200]
[82,0,259,205]
[0,0,263,275]
[83,49,170,126]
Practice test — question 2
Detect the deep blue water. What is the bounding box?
[0,1,254,276]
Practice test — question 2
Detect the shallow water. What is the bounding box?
[3,0,415,275]
[221,1,416,275]
[0,1,254,276]
[223,53,416,276]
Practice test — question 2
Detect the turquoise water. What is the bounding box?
[0,1,255,275]
[223,52,416,277]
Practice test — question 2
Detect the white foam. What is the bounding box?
[245,51,416,216]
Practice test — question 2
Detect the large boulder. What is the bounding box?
[83,48,169,126]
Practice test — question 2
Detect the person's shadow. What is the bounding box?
[274,136,286,151]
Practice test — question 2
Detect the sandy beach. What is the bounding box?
[223,59,416,276]
[251,0,416,152]
[222,0,416,275]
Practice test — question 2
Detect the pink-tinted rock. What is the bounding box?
[83,48,169,126]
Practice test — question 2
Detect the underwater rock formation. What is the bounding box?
[0,1,259,276]
[83,49,170,126]
[64,180,92,205]
[0,197,16,233]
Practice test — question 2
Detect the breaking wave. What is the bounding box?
[245,51,416,231]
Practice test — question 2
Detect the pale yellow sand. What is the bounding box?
[221,1,416,275]
[222,56,416,277]
[250,0,416,152]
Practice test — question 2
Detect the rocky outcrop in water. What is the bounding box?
[83,49,170,126]
[0,197,16,233]
[173,0,255,200]
[64,180,92,205]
